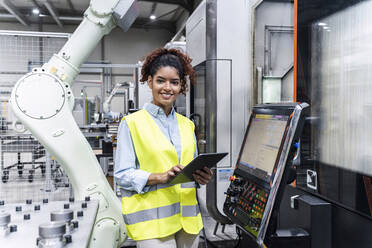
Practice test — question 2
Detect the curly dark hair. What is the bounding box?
[140,48,195,95]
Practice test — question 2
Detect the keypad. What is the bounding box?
[224,177,269,231]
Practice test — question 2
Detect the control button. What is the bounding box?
[72,220,79,228]
[0,200,4,206]
[85,196,90,202]
[82,202,87,209]
[64,234,72,244]
[10,225,17,232]
[77,211,84,217]
[69,197,74,203]
[15,206,22,212]
[64,204,69,209]
[24,214,30,220]
[34,205,41,211]
[229,176,235,182]
[26,199,32,205]
[43,199,48,204]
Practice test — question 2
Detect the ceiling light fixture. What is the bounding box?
[32,8,40,15]
[149,3,157,21]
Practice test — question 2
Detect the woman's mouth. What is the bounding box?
[160,92,173,100]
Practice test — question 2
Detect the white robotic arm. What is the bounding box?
[103,82,131,114]
[10,1,139,247]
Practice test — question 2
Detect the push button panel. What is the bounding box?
[224,175,269,236]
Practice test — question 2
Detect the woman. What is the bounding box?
[114,48,213,248]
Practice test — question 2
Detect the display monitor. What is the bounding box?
[238,114,288,182]
[223,103,308,247]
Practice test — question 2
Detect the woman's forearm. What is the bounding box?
[147,172,167,185]
[147,165,184,185]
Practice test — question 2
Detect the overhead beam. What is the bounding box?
[139,0,193,13]
[0,0,29,26]
[30,0,43,10]
[0,12,176,33]
[65,0,77,14]
[42,0,63,27]
[150,2,157,16]
[170,6,183,21]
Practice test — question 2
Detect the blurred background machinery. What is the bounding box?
[0,30,141,203]
[0,30,72,204]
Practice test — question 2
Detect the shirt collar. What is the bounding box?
[144,102,175,118]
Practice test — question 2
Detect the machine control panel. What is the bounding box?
[224,175,269,236]
[223,103,309,247]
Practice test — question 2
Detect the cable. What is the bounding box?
[233,226,242,248]
[196,184,208,248]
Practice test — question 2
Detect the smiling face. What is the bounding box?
[148,66,182,115]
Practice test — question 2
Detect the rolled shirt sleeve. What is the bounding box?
[114,120,151,194]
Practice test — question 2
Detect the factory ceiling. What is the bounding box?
[0,0,199,33]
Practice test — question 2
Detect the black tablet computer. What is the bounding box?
[169,152,228,185]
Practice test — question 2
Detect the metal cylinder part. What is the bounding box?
[39,222,66,239]
[50,210,73,223]
[0,212,10,227]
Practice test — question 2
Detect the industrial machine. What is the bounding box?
[8,1,139,247]
[278,0,372,247]
[223,103,309,247]
[0,198,98,248]
[185,1,295,234]
[186,0,251,227]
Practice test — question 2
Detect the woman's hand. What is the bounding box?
[192,167,213,185]
[147,165,184,185]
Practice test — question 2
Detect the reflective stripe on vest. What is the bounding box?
[122,202,200,225]
[124,202,181,225]
[121,109,203,240]
[182,204,200,217]
[181,182,197,188]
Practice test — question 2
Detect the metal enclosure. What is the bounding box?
[284,0,372,247]
[296,0,372,219]
[186,0,295,226]
[186,0,251,223]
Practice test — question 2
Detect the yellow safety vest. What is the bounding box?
[121,109,203,240]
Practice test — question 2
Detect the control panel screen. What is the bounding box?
[238,114,288,181]
[224,103,308,244]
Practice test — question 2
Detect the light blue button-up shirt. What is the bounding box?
[114,103,197,194]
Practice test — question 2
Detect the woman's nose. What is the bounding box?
[163,81,171,90]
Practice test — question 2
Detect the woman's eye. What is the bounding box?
[171,81,180,85]
[156,79,164,83]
